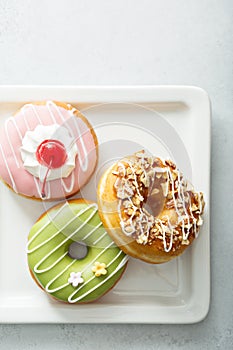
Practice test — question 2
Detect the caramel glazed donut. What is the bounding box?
[98,151,205,264]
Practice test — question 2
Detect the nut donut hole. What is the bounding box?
[143,172,166,217]
[97,151,205,264]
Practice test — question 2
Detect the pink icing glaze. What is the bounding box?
[0,102,98,199]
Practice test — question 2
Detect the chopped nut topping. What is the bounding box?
[151,188,160,195]
[165,159,176,169]
[182,239,190,245]
[167,192,173,200]
[156,172,162,179]
[113,152,204,252]
[166,199,175,209]
[161,182,168,197]
[127,167,132,175]
[124,225,135,235]
[191,203,198,211]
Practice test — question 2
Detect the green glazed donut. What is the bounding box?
[27,199,128,303]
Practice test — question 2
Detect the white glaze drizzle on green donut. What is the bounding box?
[27,202,128,303]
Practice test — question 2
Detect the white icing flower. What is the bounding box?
[20,124,78,181]
[68,271,84,287]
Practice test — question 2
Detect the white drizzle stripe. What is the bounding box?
[47,178,51,198]
[22,109,30,129]
[4,118,23,168]
[82,222,103,240]
[31,204,98,273]
[51,101,89,173]
[51,103,83,162]
[67,250,124,297]
[21,104,41,124]
[49,101,88,175]
[189,201,197,238]
[45,259,76,293]
[48,101,75,137]
[61,172,75,193]
[33,102,77,197]
[27,203,95,252]
[52,102,67,122]
[166,167,187,241]
[45,241,115,293]
[29,104,43,124]
[166,167,179,215]
[92,231,108,245]
[27,203,69,252]
[28,228,60,254]
[53,102,89,172]
[177,171,191,240]
[21,104,41,131]
[68,256,128,303]
[39,174,52,199]
[54,105,80,158]
[163,216,174,253]
[0,144,18,192]
[106,250,125,268]
[34,252,68,274]
[165,178,169,197]
[72,118,88,172]
[56,107,76,140]
[117,162,126,176]
[33,176,41,198]
[45,101,58,123]
[5,117,23,139]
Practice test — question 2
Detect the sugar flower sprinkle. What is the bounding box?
[92,262,107,277]
[68,271,84,287]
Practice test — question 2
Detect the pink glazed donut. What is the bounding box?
[0,101,98,200]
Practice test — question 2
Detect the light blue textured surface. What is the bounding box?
[0,0,232,349]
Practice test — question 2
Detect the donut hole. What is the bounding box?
[143,177,166,217]
[143,190,165,217]
[68,241,88,260]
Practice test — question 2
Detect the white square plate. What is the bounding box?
[0,86,210,323]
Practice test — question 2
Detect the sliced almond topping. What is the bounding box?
[151,188,160,195]
[126,167,132,175]
[127,208,134,216]
[191,203,198,211]
[181,239,190,245]
[167,192,173,199]
[124,225,134,233]
[161,182,168,197]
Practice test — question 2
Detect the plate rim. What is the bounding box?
[0,85,211,324]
